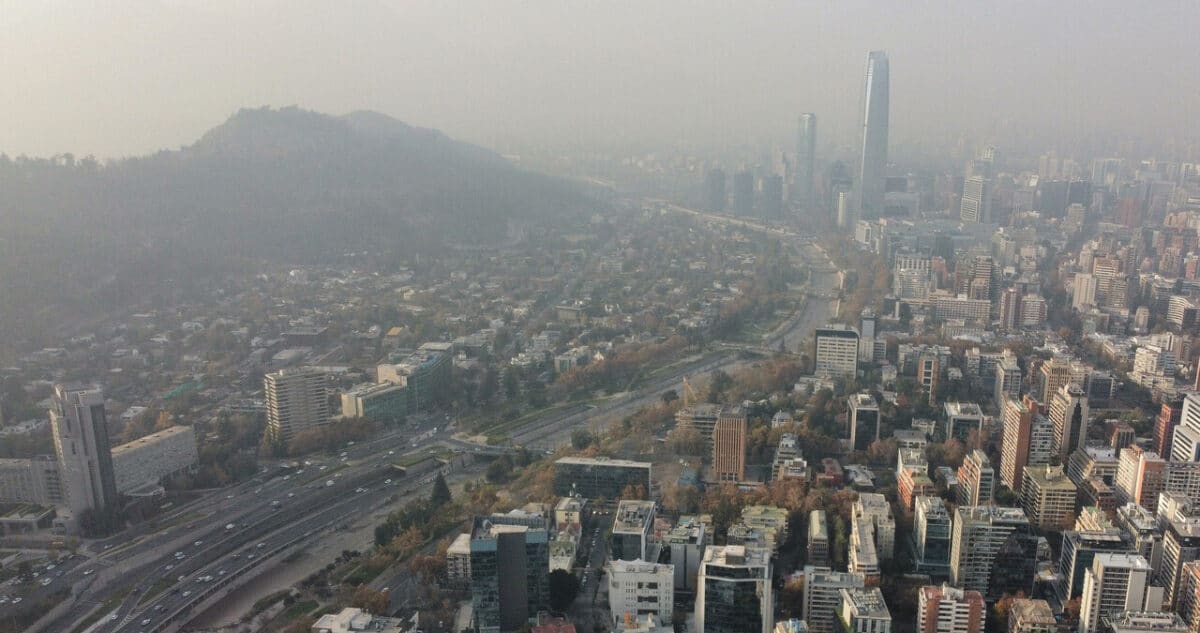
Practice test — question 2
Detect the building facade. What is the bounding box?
[264,367,330,441]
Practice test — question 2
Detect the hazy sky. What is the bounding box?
[3,1,1198,158]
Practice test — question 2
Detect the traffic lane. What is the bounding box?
[115,479,399,632]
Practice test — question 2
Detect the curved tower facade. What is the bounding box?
[856,51,890,221]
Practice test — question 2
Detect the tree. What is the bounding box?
[352,586,390,614]
[430,472,452,507]
[660,389,679,404]
[17,561,31,581]
[548,569,580,612]
[571,429,594,450]
[486,456,513,483]
[503,368,520,400]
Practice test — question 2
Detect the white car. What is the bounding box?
[193,540,203,547]
[83,568,95,576]
[141,619,152,626]
[11,597,21,604]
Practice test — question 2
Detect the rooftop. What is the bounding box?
[110,424,194,456]
[849,393,878,409]
[704,545,770,569]
[841,587,890,619]
[945,401,984,417]
[613,500,656,533]
[1102,612,1187,632]
[956,505,1030,525]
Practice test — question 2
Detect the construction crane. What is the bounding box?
[682,376,697,408]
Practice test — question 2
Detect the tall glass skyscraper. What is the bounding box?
[856,51,890,220]
[794,113,817,206]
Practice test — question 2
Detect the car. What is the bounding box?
[355,487,366,493]
[226,494,234,499]
[11,597,21,604]
[288,492,295,498]
[193,540,203,547]
[296,469,304,475]
[247,553,256,560]
[154,604,164,611]
[319,465,327,471]
[226,523,236,530]
[182,590,191,597]
[254,488,262,494]
[384,479,392,484]
[45,564,56,570]
[83,568,95,576]
[282,475,290,481]
[142,619,152,626]
[165,564,174,571]
[178,575,186,582]
[387,450,395,455]
[218,570,226,576]
[257,542,265,548]
[325,480,334,487]
[108,612,118,620]
[41,578,52,586]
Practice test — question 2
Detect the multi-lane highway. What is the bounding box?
[30,425,455,633]
[18,204,845,633]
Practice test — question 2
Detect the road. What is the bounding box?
[29,424,455,633]
[17,204,845,633]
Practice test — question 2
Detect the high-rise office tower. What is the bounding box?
[1020,465,1077,530]
[264,367,331,441]
[795,114,817,206]
[949,506,1032,598]
[917,584,984,633]
[1049,384,1090,463]
[958,450,995,507]
[848,393,880,452]
[706,168,727,213]
[1160,507,1200,609]
[713,410,748,482]
[1079,553,1160,633]
[914,496,952,575]
[960,176,992,224]
[696,546,773,633]
[828,161,854,226]
[803,566,866,633]
[733,170,755,216]
[469,517,550,633]
[856,51,890,220]
[1115,447,1167,512]
[1001,397,1040,492]
[761,174,784,220]
[1156,399,1184,458]
[50,384,118,518]
[813,325,860,377]
[1060,530,1136,600]
[1171,393,1200,463]
[859,309,877,363]
[995,353,1022,405]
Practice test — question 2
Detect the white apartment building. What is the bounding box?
[609,559,674,625]
[111,425,198,493]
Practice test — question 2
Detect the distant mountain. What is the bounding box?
[0,107,592,354]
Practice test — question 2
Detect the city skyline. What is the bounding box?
[3,2,1199,158]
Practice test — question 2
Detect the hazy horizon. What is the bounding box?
[3,1,1199,159]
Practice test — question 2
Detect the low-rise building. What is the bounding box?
[608,559,674,625]
[612,500,657,562]
[111,425,198,493]
[840,587,892,633]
